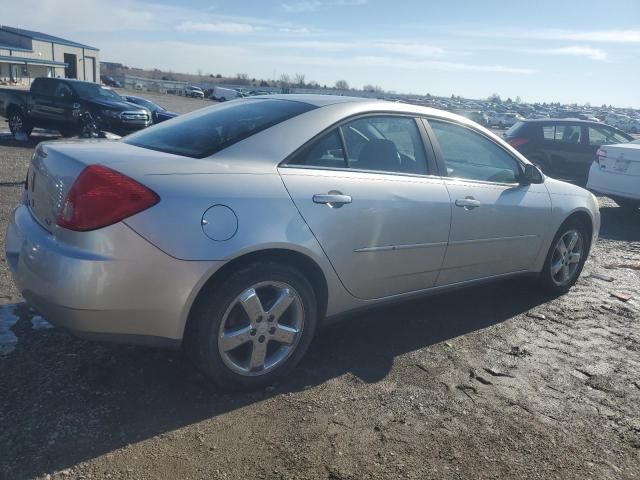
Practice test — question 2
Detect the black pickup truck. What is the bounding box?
[0,77,152,137]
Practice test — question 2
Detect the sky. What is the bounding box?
[3,0,640,106]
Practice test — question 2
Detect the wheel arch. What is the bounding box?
[560,208,595,254]
[182,248,329,342]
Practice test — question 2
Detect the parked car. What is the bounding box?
[183,86,205,98]
[5,96,600,390]
[587,142,640,209]
[210,86,242,102]
[0,77,151,138]
[504,119,632,179]
[458,110,488,127]
[101,76,122,88]
[123,95,178,123]
[489,112,524,128]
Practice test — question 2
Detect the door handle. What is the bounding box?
[313,192,352,208]
[455,197,481,209]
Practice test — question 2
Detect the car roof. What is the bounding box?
[519,118,603,125]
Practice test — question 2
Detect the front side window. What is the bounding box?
[429,120,521,183]
[290,116,428,175]
[55,83,73,98]
[125,99,316,158]
[588,126,630,145]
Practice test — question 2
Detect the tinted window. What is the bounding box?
[543,125,555,140]
[430,120,521,183]
[588,126,630,145]
[31,78,56,96]
[505,121,524,136]
[71,83,123,101]
[289,130,345,169]
[290,116,428,175]
[342,116,427,174]
[554,125,582,143]
[55,83,73,98]
[125,99,316,158]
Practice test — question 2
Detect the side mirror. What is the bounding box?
[522,164,544,184]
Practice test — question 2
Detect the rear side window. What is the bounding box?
[31,79,56,96]
[588,126,630,145]
[124,99,315,158]
[289,115,428,175]
[505,121,524,136]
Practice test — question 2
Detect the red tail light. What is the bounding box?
[595,148,607,165]
[57,165,159,231]
[507,137,529,148]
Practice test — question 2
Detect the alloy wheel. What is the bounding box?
[217,281,305,376]
[9,113,23,133]
[550,229,583,286]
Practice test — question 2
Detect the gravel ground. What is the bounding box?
[0,93,639,480]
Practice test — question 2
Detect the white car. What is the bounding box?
[210,86,242,102]
[587,142,640,209]
[489,112,524,128]
[183,86,205,98]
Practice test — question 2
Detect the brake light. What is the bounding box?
[595,148,607,165]
[508,137,529,148]
[57,165,159,231]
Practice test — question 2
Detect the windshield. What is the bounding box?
[72,83,123,101]
[129,97,163,112]
[123,99,316,158]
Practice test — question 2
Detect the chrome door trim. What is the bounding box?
[354,241,448,253]
[448,234,540,246]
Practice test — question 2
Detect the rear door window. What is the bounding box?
[124,99,316,158]
[554,125,582,144]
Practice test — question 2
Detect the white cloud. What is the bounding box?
[540,46,607,61]
[257,40,446,58]
[176,21,256,34]
[460,28,640,44]
[281,0,367,13]
[472,45,608,61]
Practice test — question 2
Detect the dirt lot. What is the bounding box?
[0,93,639,480]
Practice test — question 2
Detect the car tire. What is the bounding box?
[185,261,318,391]
[8,110,32,137]
[612,196,640,210]
[539,219,590,294]
[220,97,227,102]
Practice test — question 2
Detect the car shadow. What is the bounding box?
[1,278,552,479]
[0,131,61,148]
[597,205,640,242]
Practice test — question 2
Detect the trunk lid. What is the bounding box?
[26,139,273,232]
[597,143,640,176]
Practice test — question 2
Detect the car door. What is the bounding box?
[424,118,551,286]
[541,123,592,176]
[279,115,452,300]
[49,82,77,130]
[29,79,58,127]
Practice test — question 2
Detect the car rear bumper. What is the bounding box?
[5,204,220,344]
[587,162,640,201]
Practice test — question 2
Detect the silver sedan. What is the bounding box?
[5,95,600,390]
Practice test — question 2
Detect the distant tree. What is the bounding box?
[506,97,513,104]
[279,74,291,86]
[235,73,250,85]
[335,79,349,90]
[451,94,455,99]
[215,74,222,78]
[426,93,431,98]
[488,93,501,103]
[294,73,306,87]
[197,69,203,78]
[584,101,591,107]
[515,96,522,104]
[260,80,270,87]
[307,80,320,88]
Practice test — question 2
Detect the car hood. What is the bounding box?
[89,98,147,112]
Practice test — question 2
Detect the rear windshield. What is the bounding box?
[123,99,316,158]
[504,121,524,136]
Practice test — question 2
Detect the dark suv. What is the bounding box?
[504,119,632,180]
